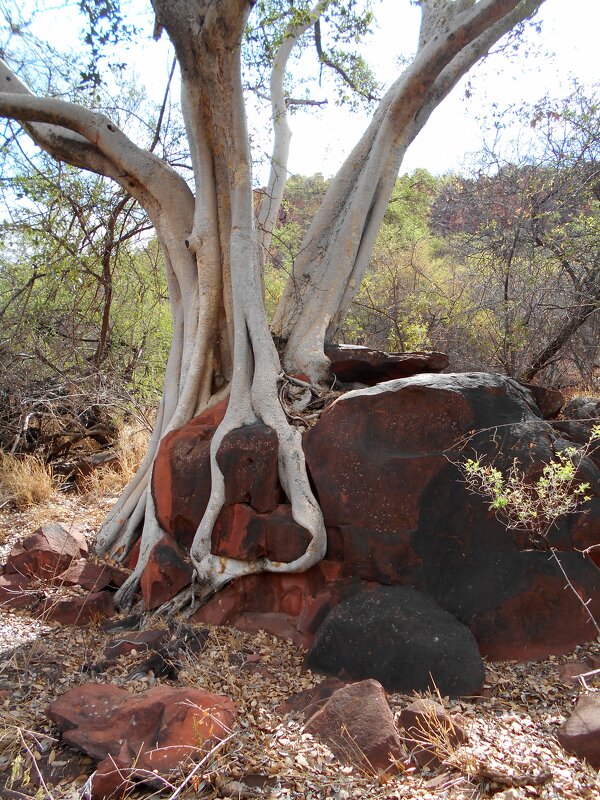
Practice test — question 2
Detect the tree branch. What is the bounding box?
[314,18,378,103]
[0,59,193,220]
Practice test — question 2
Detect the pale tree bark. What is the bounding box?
[0,0,546,612]
[273,0,545,383]
[256,0,332,254]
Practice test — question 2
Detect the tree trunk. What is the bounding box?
[0,0,547,612]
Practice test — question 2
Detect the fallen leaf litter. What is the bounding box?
[1,498,600,799]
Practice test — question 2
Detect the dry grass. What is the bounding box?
[78,421,151,499]
[0,453,58,511]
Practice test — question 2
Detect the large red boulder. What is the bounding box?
[152,372,600,661]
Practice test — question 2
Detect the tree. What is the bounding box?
[431,85,600,383]
[0,0,548,611]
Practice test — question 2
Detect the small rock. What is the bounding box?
[557,694,600,768]
[89,750,135,800]
[126,624,209,679]
[0,573,40,610]
[304,679,404,774]
[101,613,143,633]
[278,677,348,719]
[36,590,114,625]
[4,523,87,580]
[104,629,169,660]
[559,662,590,686]
[54,560,113,592]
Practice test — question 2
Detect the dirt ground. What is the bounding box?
[1,494,599,800]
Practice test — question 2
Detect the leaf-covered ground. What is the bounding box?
[1,495,599,800]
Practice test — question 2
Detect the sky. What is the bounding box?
[16,0,600,182]
[283,0,600,178]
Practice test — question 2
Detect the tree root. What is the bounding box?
[113,488,164,610]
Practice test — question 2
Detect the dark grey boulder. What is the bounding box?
[306,586,485,697]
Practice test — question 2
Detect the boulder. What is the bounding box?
[398,698,468,769]
[3,523,88,580]
[211,503,312,563]
[324,345,448,385]
[557,694,600,768]
[520,383,564,419]
[303,679,404,774]
[154,372,600,661]
[306,586,485,697]
[152,398,227,548]
[48,683,236,799]
[216,422,281,512]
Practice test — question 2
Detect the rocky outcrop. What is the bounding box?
[151,372,600,662]
[305,586,485,696]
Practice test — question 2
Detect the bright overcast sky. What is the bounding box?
[284,0,600,178]
[22,0,600,181]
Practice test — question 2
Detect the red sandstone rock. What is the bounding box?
[211,504,268,560]
[152,399,227,548]
[521,383,564,419]
[140,534,193,610]
[54,559,113,592]
[398,698,468,769]
[557,694,600,768]
[304,679,404,773]
[278,677,348,719]
[4,523,88,580]
[0,573,39,609]
[104,629,169,660]
[89,750,135,800]
[190,562,362,648]
[211,503,312,564]
[217,422,281,512]
[36,591,115,625]
[324,345,448,385]
[48,683,237,797]
[559,663,590,686]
